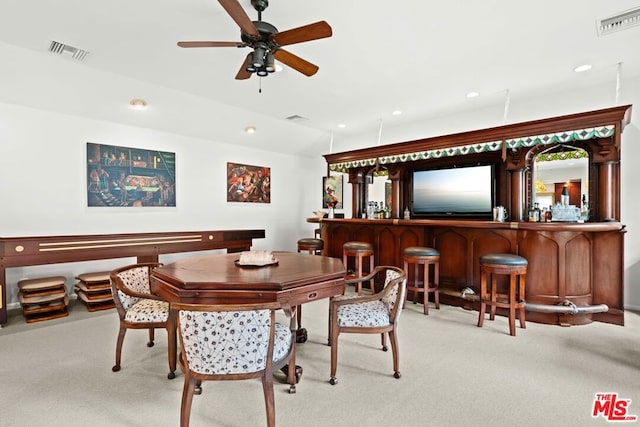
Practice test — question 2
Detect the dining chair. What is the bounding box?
[109,262,177,379]
[174,301,295,427]
[328,266,407,385]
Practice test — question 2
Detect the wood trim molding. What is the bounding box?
[324,105,632,167]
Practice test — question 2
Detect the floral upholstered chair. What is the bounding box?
[110,263,176,379]
[328,266,407,385]
[174,301,295,427]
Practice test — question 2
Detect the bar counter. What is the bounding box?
[316,217,626,326]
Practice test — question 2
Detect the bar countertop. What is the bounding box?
[308,217,625,232]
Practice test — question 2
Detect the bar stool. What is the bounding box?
[477,253,527,336]
[402,246,440,315]
[342,241,375,295]
[294,237,325,343]
[297,237,324,255]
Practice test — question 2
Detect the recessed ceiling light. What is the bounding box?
[574,64,592,73]
[129,99,148,110]
[244,126,256,134]
[337,124,346,128]
[392,110,402,116]
[466,91,479,98]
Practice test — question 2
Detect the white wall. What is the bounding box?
[0,102,322,305]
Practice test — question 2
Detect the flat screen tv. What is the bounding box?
[411,164,494,219]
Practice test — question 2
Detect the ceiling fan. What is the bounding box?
[177,0,332,80]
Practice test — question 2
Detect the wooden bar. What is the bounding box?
[0,229,265,324]
[319,106,633,328]
[320,218,625,326]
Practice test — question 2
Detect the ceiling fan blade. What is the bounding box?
[273,49,319,77]
[272,21,332,47]
[235,54,252,80]
[217,0,260,38]
[177,41,245,48]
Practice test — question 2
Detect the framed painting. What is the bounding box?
[86,142,176,207]
[323,175,343,209]
[227,162,271,203]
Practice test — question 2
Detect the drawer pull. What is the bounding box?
[307,292,318,300]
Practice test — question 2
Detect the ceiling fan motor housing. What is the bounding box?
[241,21,278,75]
[241,21,278,49]
[251,0,269,12]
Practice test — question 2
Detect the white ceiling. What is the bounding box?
[0,0,639,156]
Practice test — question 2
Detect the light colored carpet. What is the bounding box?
[1,298,639,426]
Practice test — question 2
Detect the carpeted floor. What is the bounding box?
[1,298,639,426]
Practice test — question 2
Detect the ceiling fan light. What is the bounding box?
[245,52,256,72]
[257,69,269,77]
[253,46,266,68]
[265,52,275,73]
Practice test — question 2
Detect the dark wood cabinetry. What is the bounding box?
[324,105,631,223]
[321,105,632,326]
[321,219,624,326]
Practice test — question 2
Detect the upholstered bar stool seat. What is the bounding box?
[477,253,527,336]
[297,238,324,255]
[402,246,440,315]
[342,241,375,295]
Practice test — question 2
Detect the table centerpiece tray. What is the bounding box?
[234,259,279,268]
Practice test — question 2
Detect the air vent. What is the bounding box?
[48,40,90,62]
[285,114,309,122]
[598,7,640,36]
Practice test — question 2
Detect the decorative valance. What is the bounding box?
[536,149,589,162]
[328,125,614,173]
[325,105,632,175]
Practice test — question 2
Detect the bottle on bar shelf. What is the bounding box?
[561,185,570,206]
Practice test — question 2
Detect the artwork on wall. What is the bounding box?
[323,175,343,209]
[86,142,176,207]
[227,162,271,203]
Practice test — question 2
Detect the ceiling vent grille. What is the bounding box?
[285,114,309,122]
[48,40,90,62]
[598,7,640,36]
